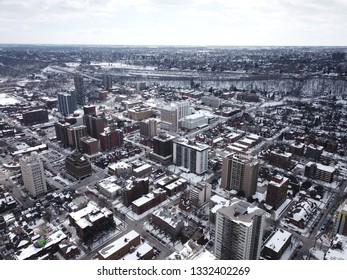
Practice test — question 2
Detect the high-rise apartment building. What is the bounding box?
[334,199,347,236]
[102,74,113,91]
[173,138,209,175]
[214,199,266,260]
[20,152,47,198]
[221,153,259,198]
[265,175,289,210]
[139,118,158,138]
[189,181,212,208]
[99,128,124,151]
[58,91,77,116]
[66,125,87,150]
[74,73,85,106]
[80,136,99,155]
[84,114,106,139]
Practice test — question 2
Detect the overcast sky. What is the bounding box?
[0,0,346,46]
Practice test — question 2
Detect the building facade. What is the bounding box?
[20,152,47,197]
[173,138,209,175]
[65,151,92,180]
[265,175,289,210]
[221,153,259,198]
[139,118,158,138]
[58,92,77,116]
[74,73,85,106]
[214,199,266,260]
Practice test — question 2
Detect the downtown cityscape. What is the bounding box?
[0,45,346,261]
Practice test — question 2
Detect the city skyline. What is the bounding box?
[1,0,347,46]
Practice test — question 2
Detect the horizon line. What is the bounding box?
[0,43,347,49]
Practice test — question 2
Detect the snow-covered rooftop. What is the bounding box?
[264,229,292,253]
[98,230,140,259]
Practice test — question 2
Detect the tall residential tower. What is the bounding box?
[214,199,266,260]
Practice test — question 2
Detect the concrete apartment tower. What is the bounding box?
[20,152,47,197]
[221,153,259,198]
[74,73,85,105]
[214,199,266,260]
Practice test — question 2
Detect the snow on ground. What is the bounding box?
[0,93,20,105]
[260,101,285,108]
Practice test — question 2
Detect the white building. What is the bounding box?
[214,199,266,260]
[190,181,212,207]
[173,138,209,175]
[20,152,47,197]
[159,101,189,132]
[179,113,209,130]
[97,176,122,200]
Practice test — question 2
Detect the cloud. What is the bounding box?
[0,0,159,21]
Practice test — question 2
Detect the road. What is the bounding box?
[81,195,183,260]
[292,179,347,259]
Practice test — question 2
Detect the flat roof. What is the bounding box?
[98,230,140,259]
[264,229,292,253]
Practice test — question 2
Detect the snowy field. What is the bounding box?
[0,93,20,105]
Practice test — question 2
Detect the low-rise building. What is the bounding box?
[304,162,335,183]
[69,202,114,242]
[262,229,292,260]
[151,206,185,240]
[122,177,150,207]
[97,230,141,260]
[132,188,167,215]
[97,176,122,200]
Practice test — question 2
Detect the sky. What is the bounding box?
[0,0,346,46]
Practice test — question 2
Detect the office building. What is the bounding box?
[265,175,289,210]
[214,199,266,260]
[173,138,209,175]
[159,101,189,131]
[65,151,92,180]
[221,153,259,198]
[140,118,158,138]
[74,73,85,105]
[201,95,223,108]
[136,81,146,91]
[20,152,47,197]
[22,109,49,125]
[128,106,153,121]
[179,114,209,130]
[149,133,175,165]
[58,91,77,116]
[55,121,71,147]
